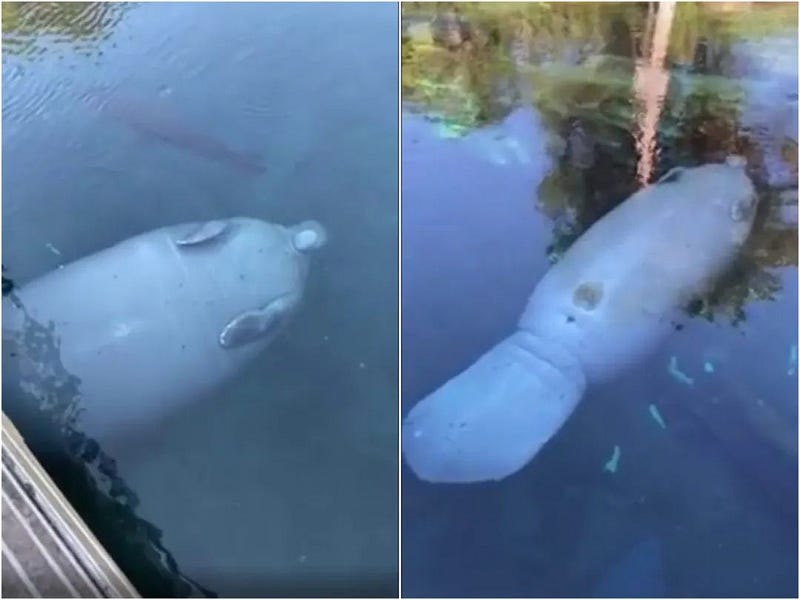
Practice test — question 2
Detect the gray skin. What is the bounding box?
[3,217,326,449]
[403,156,757,484]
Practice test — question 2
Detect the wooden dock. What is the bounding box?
[2,413,139,598]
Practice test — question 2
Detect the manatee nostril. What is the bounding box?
[294,229,319,250]
[291,220,327,252]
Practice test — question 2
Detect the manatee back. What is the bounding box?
[520,158,757,383]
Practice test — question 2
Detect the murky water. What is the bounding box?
[3,2,398,597]
[401,3,797,598]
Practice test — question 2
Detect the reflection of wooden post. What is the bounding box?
[649,1,675,68]
[634,1,676,186]
[641,2,656,59]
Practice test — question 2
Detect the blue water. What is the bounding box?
[591,537,666,598]
[401,10,798,596]
[3,3,398,596]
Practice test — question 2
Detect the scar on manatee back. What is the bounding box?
[573,281,603,311]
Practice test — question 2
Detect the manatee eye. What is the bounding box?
[658,167,684,184]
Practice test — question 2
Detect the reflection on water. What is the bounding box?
[2,2,129,59]
[402,2,796,598]
[631,0,674,185]
[4,2,398,597]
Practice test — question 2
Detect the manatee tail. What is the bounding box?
[402,331,587,483]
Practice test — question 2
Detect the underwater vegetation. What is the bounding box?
[402,1,798,326]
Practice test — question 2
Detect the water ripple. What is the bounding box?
[2,2,130,60]
[3,70,73,125]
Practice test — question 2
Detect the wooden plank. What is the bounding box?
[2,413,139,598]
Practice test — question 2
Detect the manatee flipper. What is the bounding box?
[174,220,230,247]
[218,294,298,349]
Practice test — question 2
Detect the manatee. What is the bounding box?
[402,156,757,483]
[3,217,326,450]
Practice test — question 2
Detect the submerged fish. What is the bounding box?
[81,87,267,175]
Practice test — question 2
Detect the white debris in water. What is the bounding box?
[648,404,667,429]
[668,355,694,386]
[45,242,62,256]
[603,445,621,474]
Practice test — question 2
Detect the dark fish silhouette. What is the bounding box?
[82,88,266,175]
